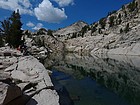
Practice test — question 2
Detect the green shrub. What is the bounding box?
[91,26,97,33]
[118,13,121,19]
[124,11,127,17]
[127,0,138,12]
[71,33,77,38]
[80,25,89,36]
[37,28,47,35]
[109,15,115,27]
[99,18,106,29]
[47,29,53,36]
[122,5,125,10]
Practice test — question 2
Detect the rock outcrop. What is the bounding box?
[65,23,140,56]
[33,35,64,53]
[0,47,59,105]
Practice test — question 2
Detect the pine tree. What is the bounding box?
[0,10,23,48]
[122,5,125,10]
[9,10,23,48]
[99,18,106,29]
[127,0,137,12]
[81,25,88,36]
[47,29,53,36]
[0,36,4,47]
[109,16,115,27]
[91,26,97,33]
[118,13,121,19]
[0,19,11,46]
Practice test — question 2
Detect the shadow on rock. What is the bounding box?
[0,79,38,105]
[3,95,38,105]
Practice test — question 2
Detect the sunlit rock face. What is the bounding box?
[51,0,140,56]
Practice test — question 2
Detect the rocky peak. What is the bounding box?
[53,21,88,40]
[72,20,87,27]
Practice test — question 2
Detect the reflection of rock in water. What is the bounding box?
[51,76,74,105]
[88,57,140,105]
[45,53,140,105]
[68,55,140,105]
[43,52,65,69]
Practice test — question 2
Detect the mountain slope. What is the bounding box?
[30,0,140,56]
[63,0,140,56]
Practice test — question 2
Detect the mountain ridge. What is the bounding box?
[28,0,140,56]
[60,0,140,55]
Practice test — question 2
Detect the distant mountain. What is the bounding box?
[53,21,88,40]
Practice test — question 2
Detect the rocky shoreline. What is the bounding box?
[0,47,59,105]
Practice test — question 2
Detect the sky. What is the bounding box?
[0,0,133,31]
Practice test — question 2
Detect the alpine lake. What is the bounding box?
[42,52,140,105]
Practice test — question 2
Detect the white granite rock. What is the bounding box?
[0,54,59,105]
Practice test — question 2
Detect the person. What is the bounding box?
[17,46,21,51]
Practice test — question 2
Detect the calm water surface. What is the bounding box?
[44,53,140,105]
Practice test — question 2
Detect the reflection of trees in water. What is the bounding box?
[45,53,140,105]
[69,57,140,105]
[90,69,140,105]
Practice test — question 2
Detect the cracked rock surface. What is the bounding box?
[0,47,59,105]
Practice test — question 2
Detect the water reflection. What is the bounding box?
[44,53,140,105]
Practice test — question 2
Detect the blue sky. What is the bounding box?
[0,0,132,31]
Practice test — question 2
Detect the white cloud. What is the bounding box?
[0,0,72,23]
[34,0,67,23]
[53,0,74,7]
[26,22,43,30]
[0,0,33,15]
[26,21,35,27]
[32,23,43,30]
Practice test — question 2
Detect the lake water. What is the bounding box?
[43,53,140,105]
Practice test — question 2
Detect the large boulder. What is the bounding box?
[3,56,59,105]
